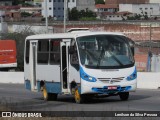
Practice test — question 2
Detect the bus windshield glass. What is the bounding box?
[77,35,134,69]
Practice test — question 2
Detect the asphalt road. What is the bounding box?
[0,83,160,112]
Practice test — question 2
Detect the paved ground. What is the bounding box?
[0,83,160,112]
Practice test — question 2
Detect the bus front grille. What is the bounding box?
[98,77,125,83]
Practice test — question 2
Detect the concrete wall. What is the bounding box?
[0,72,24,84]
[0,72,160,89]
[137,72,160,89]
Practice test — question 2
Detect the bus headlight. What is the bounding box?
[80,67,97,82]
[126,68,137,81]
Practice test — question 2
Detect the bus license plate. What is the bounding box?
[108,86,117,90]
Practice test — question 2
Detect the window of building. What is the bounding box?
[49,7,52,10]
[145,8,148,10]
[58,7,61,10]
[150,8,153,10]
[54,7,56,10]
[68,0,70,2]
[37,40,49,64]
[50,40,60,64]
[49,0,52,2]
[72,0,75,2]
[25,40,30,64]
[54,0,56,2]
[58,0,60,2]
[139,8,142,10]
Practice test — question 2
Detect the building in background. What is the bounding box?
[105,0,149,5]
[42,0,95,20]
[0,0,13,6]
[42,0,64,20]
[0,6,20,21]
[119,4,160,18]
[149,0,160,3]
[76,0,95,11]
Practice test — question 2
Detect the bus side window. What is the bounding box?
[37,40,49,64]
[50,40,60,64]
[25,40,30,64]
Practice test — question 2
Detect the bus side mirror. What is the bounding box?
[131,47,134,56]
[69,46,75,54]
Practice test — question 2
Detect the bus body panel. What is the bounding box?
[69,64,81,84]
[0,40,17,68]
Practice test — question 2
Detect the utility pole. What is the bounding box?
[64,0,68,33]
[45,0,48,33]
[148,23,152,72]
[0,16,3,32]
[149,23,152,51]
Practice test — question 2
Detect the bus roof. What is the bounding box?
[26,32,125,40]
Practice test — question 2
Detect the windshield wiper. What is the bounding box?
[109,51,124,66]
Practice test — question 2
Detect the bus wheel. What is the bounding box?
[119,92,129,101]
[42,87,49,101]
[74,89,84,104]
[42,87,48,100]
[42,87,57,101]
[49,93,57,101]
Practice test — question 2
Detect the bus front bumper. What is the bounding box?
[81,81,137,94]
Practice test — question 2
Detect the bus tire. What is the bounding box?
[42,87,57,101]
[42,86,49,101]
[119,92,129,101]
[49,93,58,101]
[74,88,84,104]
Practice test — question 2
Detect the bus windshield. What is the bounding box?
[77,35,134,69]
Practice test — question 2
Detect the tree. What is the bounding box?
[68,8,96,21]
[95,0,105,4]
[13,0,25,5]
[68,7,79,20]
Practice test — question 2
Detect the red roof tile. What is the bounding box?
[96,4,118,9]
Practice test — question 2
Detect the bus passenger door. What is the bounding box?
[60,39,70,93]
[30,41,38,91]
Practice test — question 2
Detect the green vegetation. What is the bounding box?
[95,0,105,4]
[127,14,142,20]
[68,8,96,21]
[21,12,32,17]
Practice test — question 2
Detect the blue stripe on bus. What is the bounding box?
[92,86,132,94]
[25,80,61,94]
[37,81,61,94]
[25,80,31,90]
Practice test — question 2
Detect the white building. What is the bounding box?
[119,4,160,18]
[98,11,133,21]
[68,0,76,10]
[149,0,160,3]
